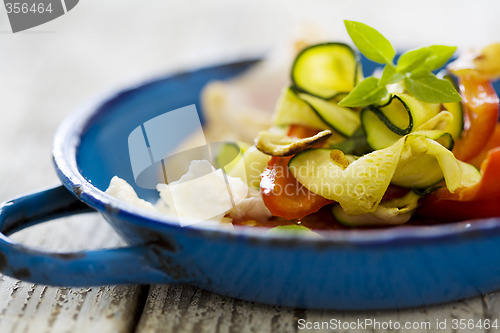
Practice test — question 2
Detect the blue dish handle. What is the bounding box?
[0,185,175,286]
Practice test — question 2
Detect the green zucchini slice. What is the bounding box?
[332,191,420,226]
[442,101,464,140]
[362,94,441,150]
[288,133,478,214]
[411,130,454,150]
[291,43,362,99]
[288,142,405,214]
[297,92,360,137]
[441,75,464,140]
[361,96,411,150]
[272,87,330,130]
[213,142,242,172]
[391,132,456,189]
[373,95,414,135]
[391,155,444,189]
[226,145,271,189]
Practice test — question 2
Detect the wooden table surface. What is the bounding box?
[1,1,500,332]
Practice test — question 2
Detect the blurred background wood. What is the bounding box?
[1,1,500,332]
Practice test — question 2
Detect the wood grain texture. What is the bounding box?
[137,284,500,333]
[136,285,295,333]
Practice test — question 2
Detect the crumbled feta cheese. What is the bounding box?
[105,176,156,211]
[156,160,248,226]
[106,160,271,228]
[228,187,271,222]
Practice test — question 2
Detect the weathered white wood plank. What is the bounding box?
[137,284,500,333]
[136,284,296,333]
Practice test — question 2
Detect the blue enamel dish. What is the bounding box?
[1,58,500,310]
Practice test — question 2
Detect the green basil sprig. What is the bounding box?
[339,20,461,107]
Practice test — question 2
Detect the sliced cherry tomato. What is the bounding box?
[260,125,333,220]
[452,75,499,162]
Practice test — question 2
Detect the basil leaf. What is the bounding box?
[379,64,405,86]
[338,77,388,107]
[344,20,395,64]
[396,47,432,73]
[420,45,457,71]
[405,72,462,103]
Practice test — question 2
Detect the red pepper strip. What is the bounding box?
[468,123,500,168]
[260,125,333,220]
[452,75,499,162]
[418,147,500,221]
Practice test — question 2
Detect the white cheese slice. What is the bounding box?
[106,176,156,211]
[157,160,248,226]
